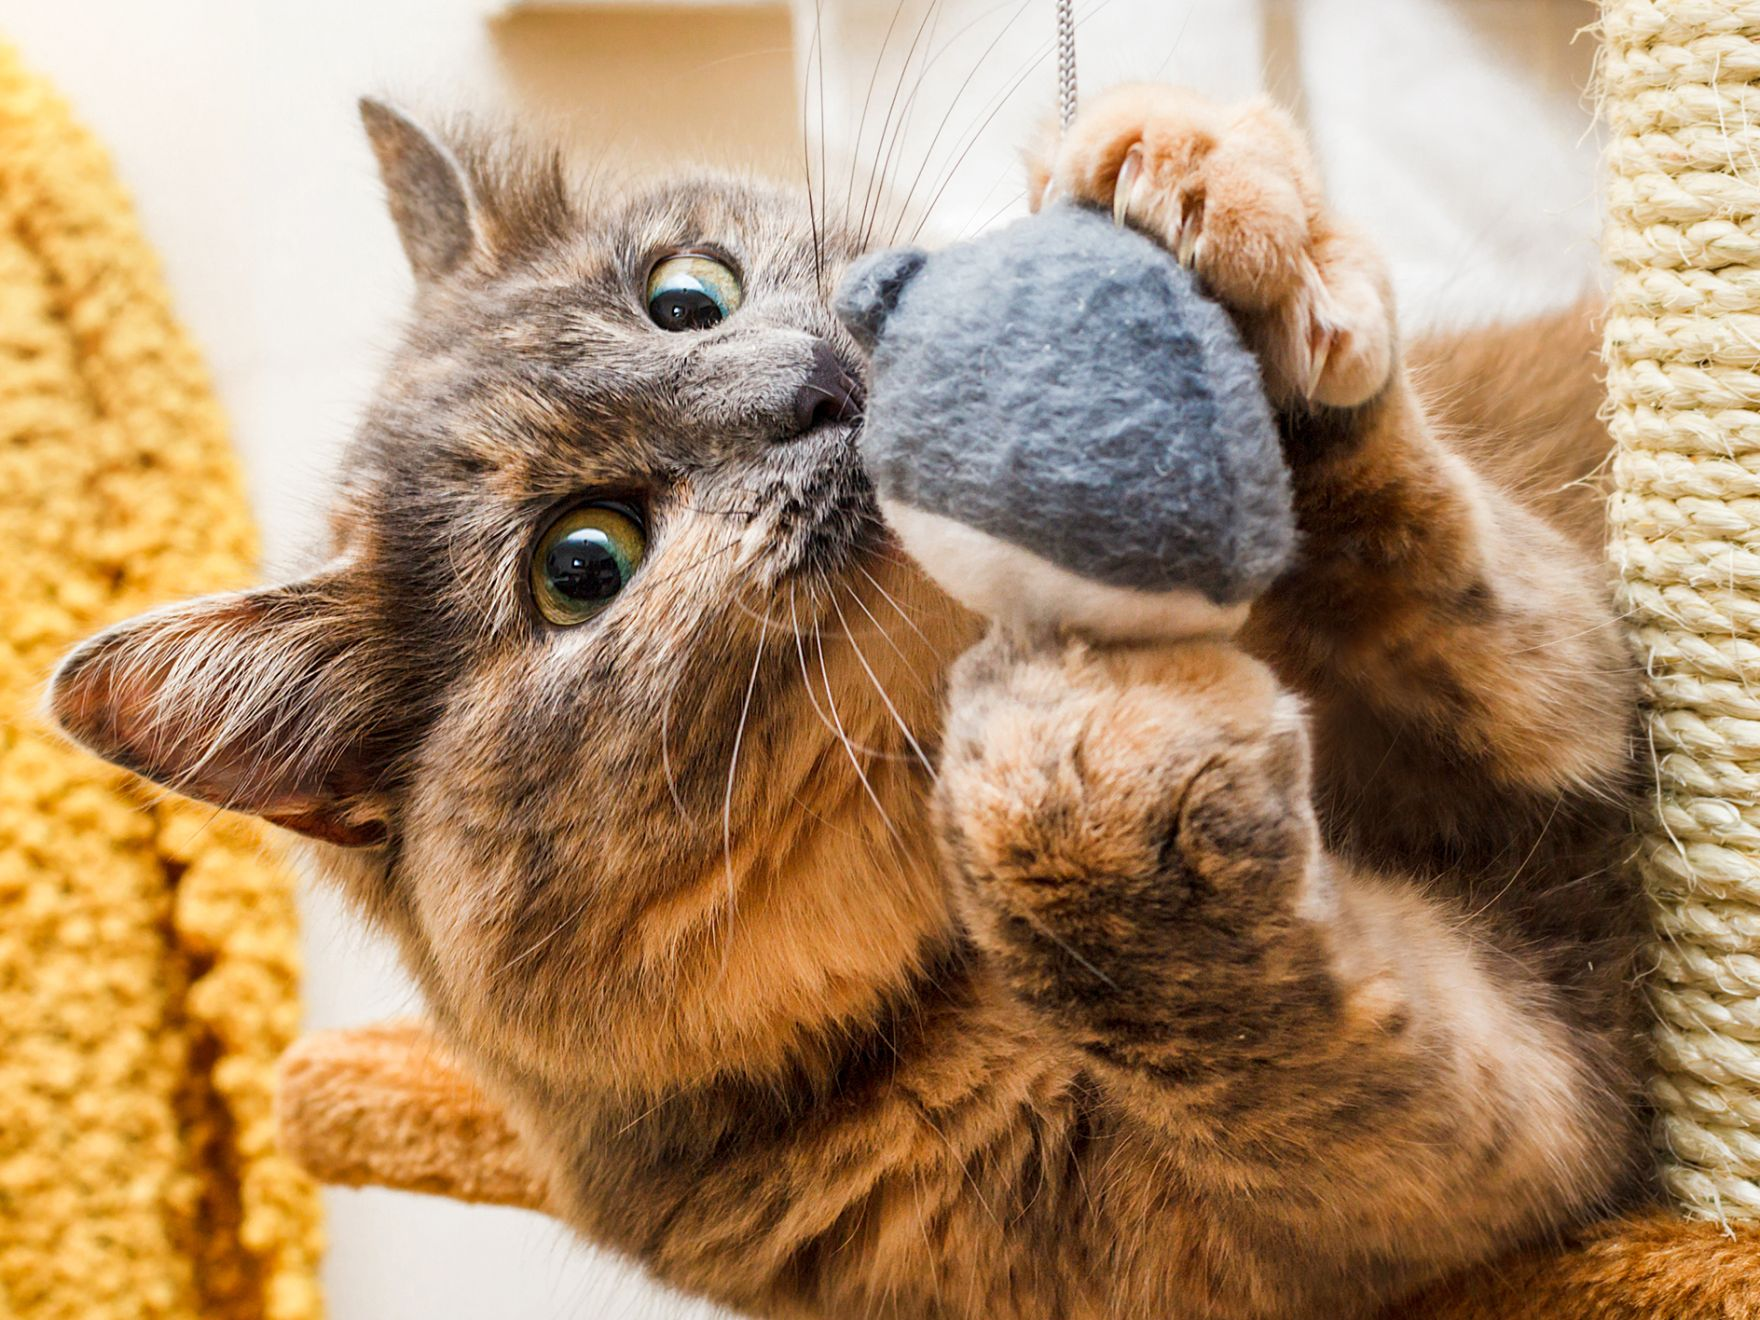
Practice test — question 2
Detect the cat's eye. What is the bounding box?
[531,503,647,626]
[646,253,742,331]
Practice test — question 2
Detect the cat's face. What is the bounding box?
[51,104,969,1089]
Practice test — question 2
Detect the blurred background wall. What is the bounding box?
[0,1,1599,1315]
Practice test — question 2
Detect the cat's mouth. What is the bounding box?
[756,416,886,587]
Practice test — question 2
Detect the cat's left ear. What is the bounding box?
[360,97,482,283]
[49,572,397,847]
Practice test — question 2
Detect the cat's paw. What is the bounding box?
[937,629,1316,987]
[1029,84,1393,409]
[938,629,1291,893]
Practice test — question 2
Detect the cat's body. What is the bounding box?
[51,87,1647,1318]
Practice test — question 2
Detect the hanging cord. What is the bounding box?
[1056,0,1077,132]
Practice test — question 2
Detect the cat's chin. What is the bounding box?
[752,425,888,587]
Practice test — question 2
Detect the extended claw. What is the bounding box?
[1112,145,1143,226]
[1174,198,1202,267]
[1296,254,1339,399]
[1305,320,1334,399]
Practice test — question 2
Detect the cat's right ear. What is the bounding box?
[834,247,928,352]
[49,571,396,848]
[360,98,481,283]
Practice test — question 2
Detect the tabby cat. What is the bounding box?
[51,85,1648,1318]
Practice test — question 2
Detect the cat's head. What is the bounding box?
[50,103,969,1089]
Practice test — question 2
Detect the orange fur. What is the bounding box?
[278,1029,1760,1319]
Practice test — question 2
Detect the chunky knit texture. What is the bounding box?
[1603,0,1760,1222]
[0,42,322,1318]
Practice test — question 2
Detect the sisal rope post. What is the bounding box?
[1603,0,1760,1221]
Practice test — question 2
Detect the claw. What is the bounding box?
[1305,321,1334,399]
[1297,252,1337,399]
[1174,199,1201,267]
[1112,145,1143,226]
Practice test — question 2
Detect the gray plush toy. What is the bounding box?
[834,204,1294,641]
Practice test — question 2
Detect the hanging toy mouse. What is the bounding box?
[834,203,1295,641]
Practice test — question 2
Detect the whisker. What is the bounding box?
[905,0,1118,245]
[840,568,933,693]
[727,586,814,633]
[856,0,949,246]
[721,618,768,968]
[861,0,1026,249]
[901,22,1063,244]
[831,586,937,778]
[815,0,830,282]
[790,587,916,761]
[844,0,913,233]
[855,561,936,649]
[616,537,742,604]
[800,0,824,290]
[872,0,949,240]
[816,622,904,840]
[874,0,1033,250]
[957,179,1028,240]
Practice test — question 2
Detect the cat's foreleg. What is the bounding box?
[938,631,1629,1279]
[1034,87,1635,834]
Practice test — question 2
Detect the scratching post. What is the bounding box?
[1603,0,1760,1220]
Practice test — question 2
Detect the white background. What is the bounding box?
[2,1,1600,1315]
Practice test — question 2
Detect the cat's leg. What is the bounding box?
[938,630,1635,1297]
[277,1022,550,1211]
[1032,88,1637,872]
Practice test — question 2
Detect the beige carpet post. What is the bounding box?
[1603,0,1760,1221]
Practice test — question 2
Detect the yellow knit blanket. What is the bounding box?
[0,43,322,1320]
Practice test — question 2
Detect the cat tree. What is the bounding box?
[1603,0,1760,1222]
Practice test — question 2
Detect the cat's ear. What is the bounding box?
[360,97,481,283]
[50,572,390,847]
[834,247,928,352]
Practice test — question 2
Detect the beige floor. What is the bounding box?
[1,1,1601,1315]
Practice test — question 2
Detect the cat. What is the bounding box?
[50,85,1648,1318]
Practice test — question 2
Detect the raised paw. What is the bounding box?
[936,628,1322,999]
[938,630,1308,896]
[1029,84,1394,409]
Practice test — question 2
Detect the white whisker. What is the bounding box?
[830,586,936,779]
[875,0,1033,249]
[842,568,934,694]
[856,561,936,649]
[721,619,768,969]
[815,611,904,840]
[790,587,914,760]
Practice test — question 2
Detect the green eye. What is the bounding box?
[531,503,646,626]
[646,253,742,331]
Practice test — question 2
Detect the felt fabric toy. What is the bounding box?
[834,203,1293,640]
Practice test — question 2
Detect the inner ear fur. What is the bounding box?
[50,572,391,847]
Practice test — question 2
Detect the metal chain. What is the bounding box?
[1056,0,1077,131]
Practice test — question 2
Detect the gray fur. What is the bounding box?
[836,205,1294,605]
[360,98,481,283]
